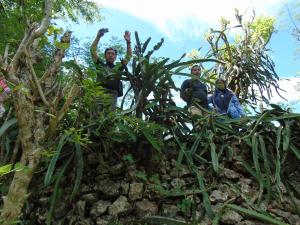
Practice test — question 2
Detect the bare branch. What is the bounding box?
[3,44,9,65]
[34,0,53,37]
[25,55,50,106]
[40,31,72,84]
[9,0,53,81]
[48,84,80,137]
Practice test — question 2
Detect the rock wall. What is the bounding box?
[27,150,300,225]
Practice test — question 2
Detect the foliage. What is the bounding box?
[0,4,299,225]
[0,0,101,54]
[250,16,275,44]
[205,11,281,107]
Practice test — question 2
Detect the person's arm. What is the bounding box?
[228,95,245,118]
[122,30,132,65]
[90,28,107,64]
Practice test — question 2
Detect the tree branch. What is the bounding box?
[48,84,80,137]
[25,55,50,106]
[3,44,9,65]
[40,31,72,85]
[34,0,53,38]
[9,0,53,82]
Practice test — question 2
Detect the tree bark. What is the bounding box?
[0,85,45,224]
[0,1,77,223]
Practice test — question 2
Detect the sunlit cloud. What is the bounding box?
[95,0,289,41]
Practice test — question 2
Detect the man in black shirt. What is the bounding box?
[180,65,208,115]
[90,28,132,109]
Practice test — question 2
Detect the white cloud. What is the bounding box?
[94,0,288,41]
[270,77,300,104]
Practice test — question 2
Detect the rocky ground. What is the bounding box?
[24,145,300,225]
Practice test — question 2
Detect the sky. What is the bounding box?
[65,0,300,111]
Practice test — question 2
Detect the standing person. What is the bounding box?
[90,28,132,110]
[180,65,208,115]
[0,76,10,118]
[210,78,245,119]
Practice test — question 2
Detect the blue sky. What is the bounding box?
[64,0,300,111]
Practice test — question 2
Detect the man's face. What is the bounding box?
[191,66,201,77]
[105,49,117,63]
[216,80,225,90]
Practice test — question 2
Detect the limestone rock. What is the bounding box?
[81,193,98,203]
[221,210,243,224]
[72,218,94,225]
[95,215,113,225]
[237,220,267,225]
[269,208,300,225]
[135,199,158,217]
[90,200,111,217]
[169,165,191,178]
[198,215,212,225]
[120,181,129,195]
[210,190,228,203]
[95,219,108,225]
[110,162,125,176]
[170,178,186,189]
[81,184,94,192]
[76,200,86,216]
[95,179,120,198]
[129,182,144,201]
[212,203,223,214]
[162,204,179,217]
[224,168,240,179]
[108,196,131,216]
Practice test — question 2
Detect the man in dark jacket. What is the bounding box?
[90,28,132,109]
[180,65,208,115]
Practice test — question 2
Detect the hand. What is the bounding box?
[97,28,108,38]
[124,30,131,43]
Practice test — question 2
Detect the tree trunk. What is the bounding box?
[0,88,45,224]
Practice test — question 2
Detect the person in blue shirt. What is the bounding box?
[209,79,245,119]
[180,65,209,115]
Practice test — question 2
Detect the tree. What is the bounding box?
[207,12,281,105]
[0,0,101,223]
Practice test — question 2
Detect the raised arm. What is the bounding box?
[123,30,132,65]
[90,28,107,64]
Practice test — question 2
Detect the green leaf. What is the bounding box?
[142,216,189,225]
[0,164,12,176]
[251,135,261,176]
[259,135,271,202]
[196,170,214,219]
[135,171,147,181]
[189,134,202,156]
[142,37,151,53]
[282,123,290,151]
[290,144,300,160]
[275,126,282,151]
[210,142,219,173]
[122,154,134,163]
[71,143,84,199]
[141,127,161,152]
[226,204,289,225]
[117,123,136,141]
[47,157,72,225]
[176,142,185,170]
[54,41,70,50]
[0,118,17,137]
[44,135,68,186]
